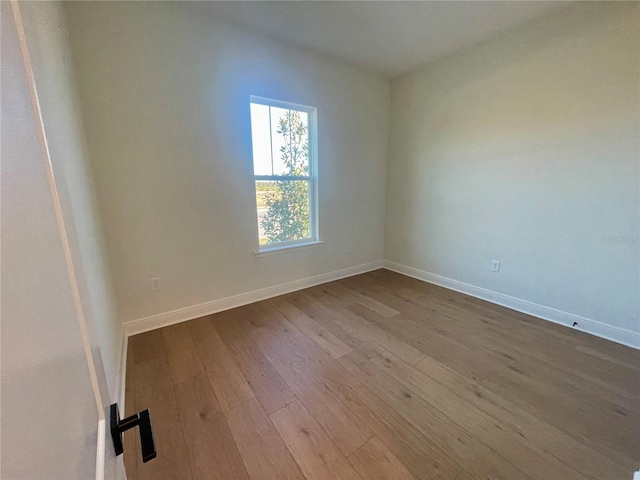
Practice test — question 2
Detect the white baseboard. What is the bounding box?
[95,418,105,480]
[384,260,640,350]
[123,260,385,337]
[118,257,638,417]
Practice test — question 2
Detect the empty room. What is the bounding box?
[2,1,639,479]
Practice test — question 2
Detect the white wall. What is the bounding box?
[20,1,121,403]
[385,2,639,335]
[64,1,390,324]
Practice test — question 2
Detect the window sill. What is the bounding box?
[254,240,324,257]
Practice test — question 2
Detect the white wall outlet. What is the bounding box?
[490,260,500,272]
[150,277,161,290]
[346,243,351,253]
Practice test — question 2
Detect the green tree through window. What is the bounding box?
[260,110,310,243]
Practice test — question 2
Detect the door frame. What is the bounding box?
[9,2,109,478]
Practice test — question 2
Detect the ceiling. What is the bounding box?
[194,1,569,78]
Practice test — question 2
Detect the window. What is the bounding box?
[250,96,318,251]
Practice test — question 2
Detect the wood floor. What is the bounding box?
[124,269,639,480]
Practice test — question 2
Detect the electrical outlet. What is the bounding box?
[346,243,351,253]
[150,277,161,291]
[490,260,500,272]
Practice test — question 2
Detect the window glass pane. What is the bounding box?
[256,179,310,245]
[250,103,273,175]
[270,107,309,177]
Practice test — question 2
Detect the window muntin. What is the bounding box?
[250,96,317,250]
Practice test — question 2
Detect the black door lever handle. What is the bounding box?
[110,403,156,463]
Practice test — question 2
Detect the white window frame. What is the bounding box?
[250,95,320,254]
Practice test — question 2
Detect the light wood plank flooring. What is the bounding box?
[124,269,639,480]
